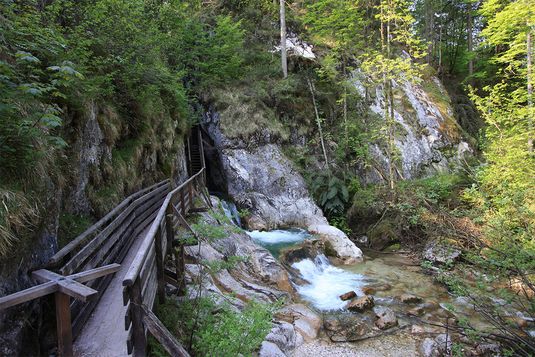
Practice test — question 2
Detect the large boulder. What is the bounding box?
[260,321,304,357]
[374,307,398,330]
[308,224,363,264]
[423,241,461,265]
[202,112,362,265]
[274,304,322,341]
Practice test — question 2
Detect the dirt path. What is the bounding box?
[74,228,148,357]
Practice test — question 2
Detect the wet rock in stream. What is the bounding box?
[400,294,423,304]
[347,296,375,312]
[374,307,398,330]
[340,291,357,301]
[324,315,372,342]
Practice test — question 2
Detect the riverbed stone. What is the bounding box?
[407,305,426,316]
[475,343,501,356]
[400,294,423,304]
[374,307,398,330]
[308,224,363,264]
[347,295,375,312]
[259,341,285,357]
[324,315,372,342]
[262,320,303,355]
[340,291,357,301]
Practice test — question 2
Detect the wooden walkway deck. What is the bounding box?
[74,227,149,357]
[0,126,208,357]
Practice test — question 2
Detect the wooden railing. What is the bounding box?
[48,179,171,338]
[0,126,207,357]
[122,167,208,356]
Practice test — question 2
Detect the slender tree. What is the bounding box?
[280,0,288,78]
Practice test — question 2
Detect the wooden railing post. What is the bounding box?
[154,227,165,305]
[130,280,147,357]
[55,292,73,357]
[180,189,186,216]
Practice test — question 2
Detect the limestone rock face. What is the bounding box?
[352,70,473,183]
[202,111,363,264]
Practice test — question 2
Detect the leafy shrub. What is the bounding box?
[153,297,276,357]
[310,172,349,216]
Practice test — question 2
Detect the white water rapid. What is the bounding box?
[292,254,366,310]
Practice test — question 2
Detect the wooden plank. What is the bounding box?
[55,292,73,357]
[32,269,63,283]
[142,269,157,310]
[141,305,190,357]
[127,327,133,355]
[130,279,147,357]
[123,286,130,306]
[67,181,166,273]
[139,244,156,287]
[125,302,132,331]
[154,229,165,304]
[57,280,97,302]
[69,264,121,283]
[79,212,136,272]
[71,275,111,338]
[0,281,58,310]
[50,180,169,267]
[141,263,157,301]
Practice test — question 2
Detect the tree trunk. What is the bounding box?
[342,57,348,143]
[528,27,533,152]
[307,78,329,170]
[467,2,474,80]
[280,0,288,78]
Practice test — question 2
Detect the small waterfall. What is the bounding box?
[246,228,311,258]
[292,254,365,310]
[221,200,242,227]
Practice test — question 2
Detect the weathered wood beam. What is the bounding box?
[69,264,121,283]
[55,292,73,357]
[0,281,58,310]
[141,305,190,357]
[57,280,97,302]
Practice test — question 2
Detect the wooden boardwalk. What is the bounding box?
[73,227,148,357]
[0,127,207,357]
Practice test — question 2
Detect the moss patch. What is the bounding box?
[58,213,93,249]
[211,87,289,141]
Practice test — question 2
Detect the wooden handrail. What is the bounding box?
[49,180,170,266]
[123,169,204,287]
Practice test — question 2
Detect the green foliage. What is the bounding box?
[0,3,74,179]
[153,297,277,357]
[310,172,349,217]
[203,255,249,274]
[58,213,93,249]
[195,300,274,356]
[191,221,227,241]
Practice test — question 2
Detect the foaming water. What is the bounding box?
[246,228,311,258]
[292,255,366,310]
[221,200,242,227]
